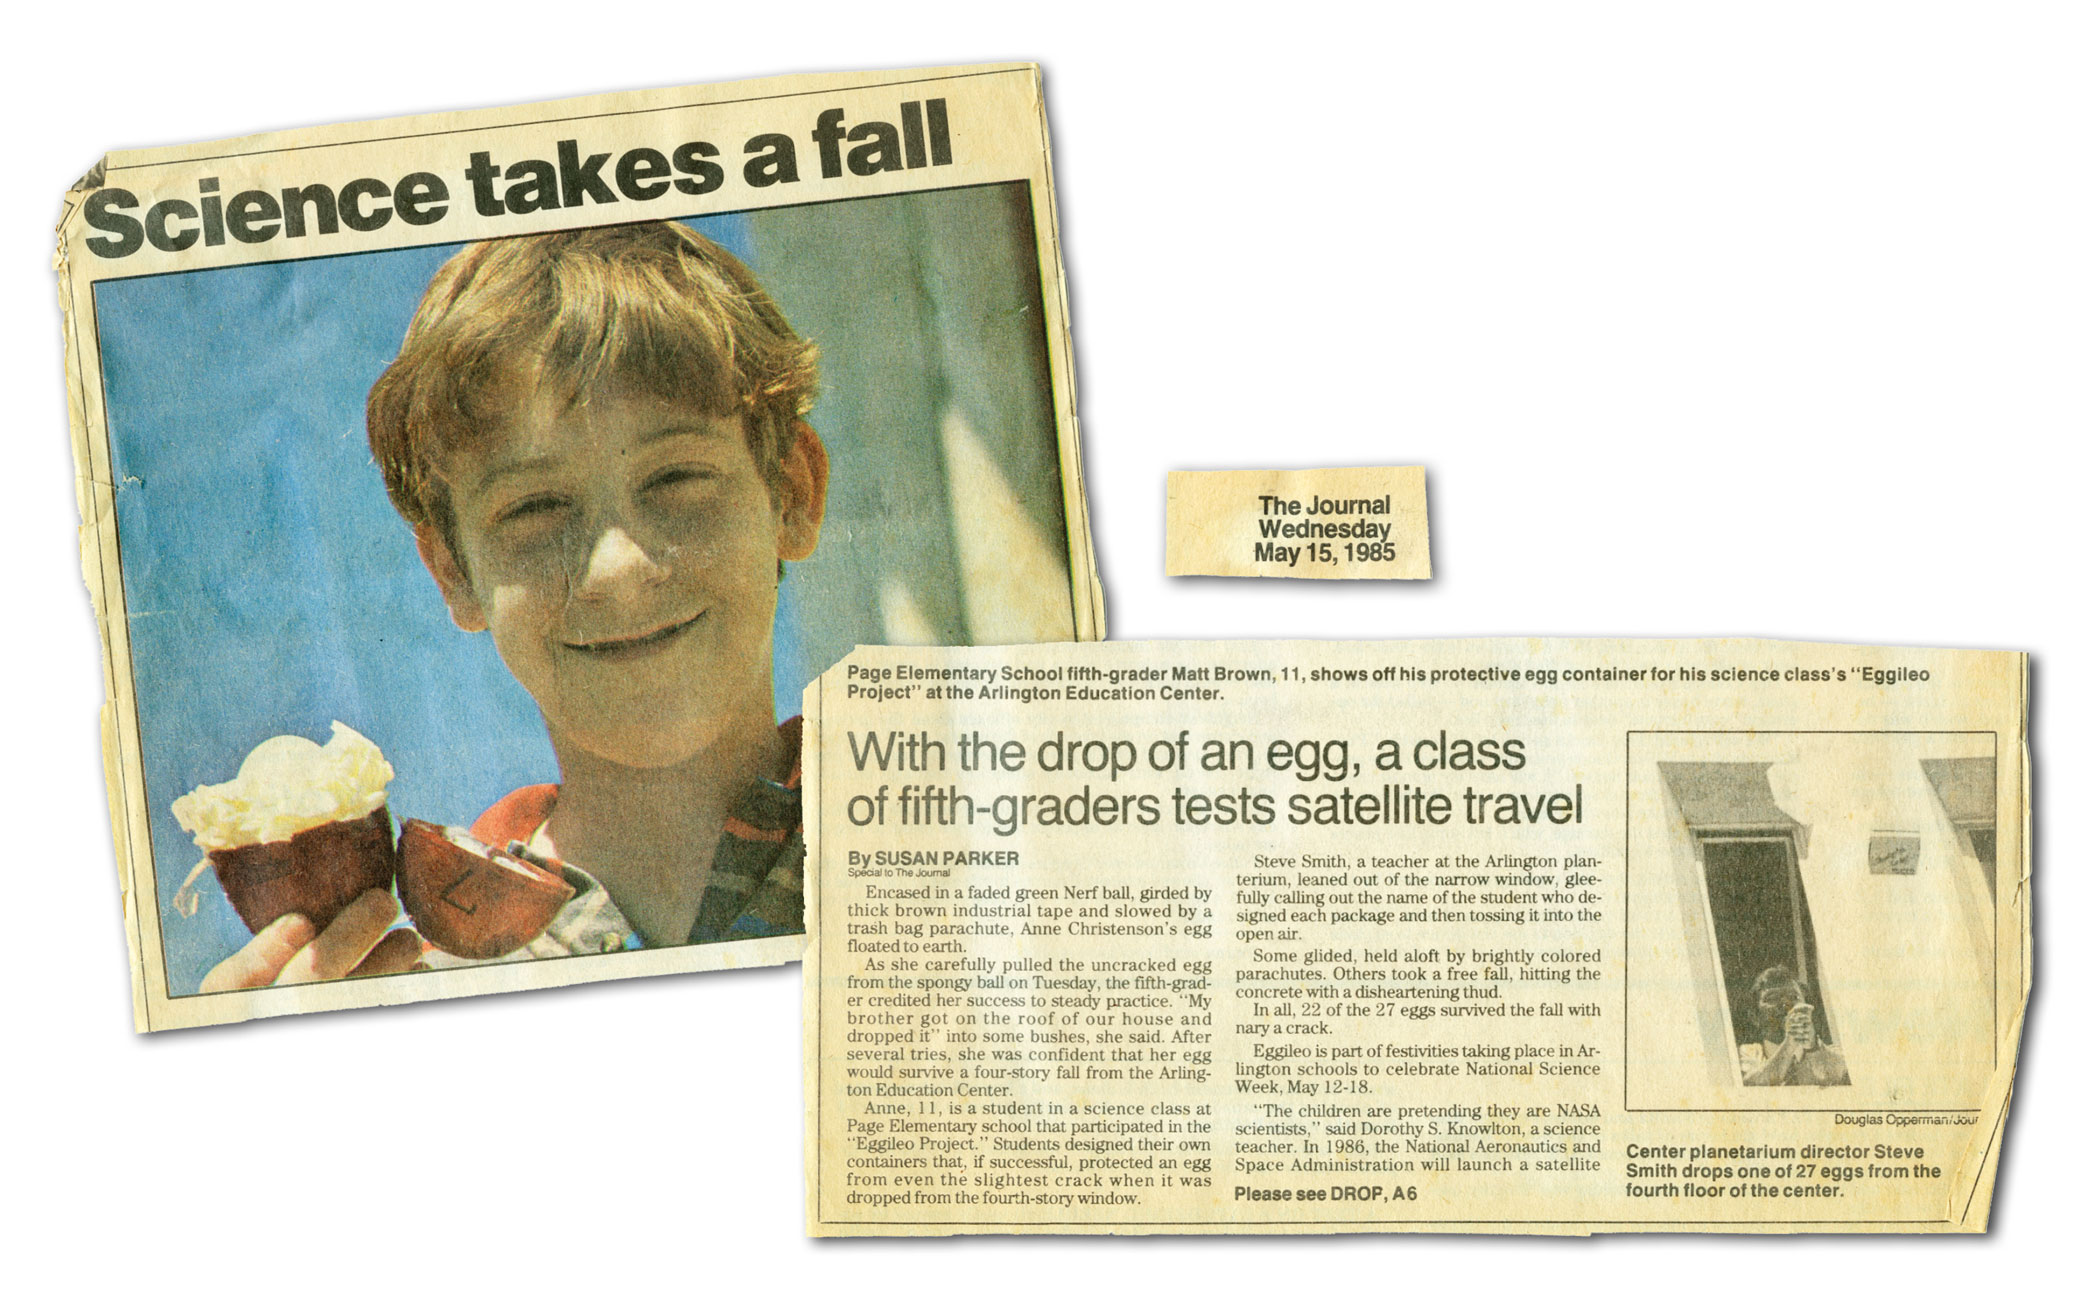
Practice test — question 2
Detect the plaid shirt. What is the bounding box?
[443,719,805,961]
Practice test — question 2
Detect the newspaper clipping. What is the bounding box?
[55,64,1101,1031]
[1166,467,1432,580]
[802,638,2026,1234]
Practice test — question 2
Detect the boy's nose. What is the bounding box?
[573,524,663,596]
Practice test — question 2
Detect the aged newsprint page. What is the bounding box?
[803,638,2026,1234]
[55,64,1102,1031]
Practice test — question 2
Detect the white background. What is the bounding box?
[8,4,2091,1291]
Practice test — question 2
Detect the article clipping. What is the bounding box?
[802,638,2026,1234]
[55,64,1102,1031]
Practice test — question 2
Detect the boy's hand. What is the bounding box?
[199,889,425,992]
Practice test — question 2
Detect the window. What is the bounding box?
[1697,834,1834,1053]
[1658,762,1840,1068]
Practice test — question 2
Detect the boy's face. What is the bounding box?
[416,380,825,770]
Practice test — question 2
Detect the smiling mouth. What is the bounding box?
[564,611,703,659]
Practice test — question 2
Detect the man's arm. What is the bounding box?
[1742,1037,1803,1086]
[1802,1045,1851,1087]
[1743,1004,1819,1086]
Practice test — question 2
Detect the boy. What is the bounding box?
[200,221,828,990]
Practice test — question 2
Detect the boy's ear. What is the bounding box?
[775,419,829,563]
[413,524,489,633]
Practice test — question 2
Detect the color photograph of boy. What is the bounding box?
[93,186,1083,996]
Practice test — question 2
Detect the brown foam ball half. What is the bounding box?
[396,820,576,959]
[209,806,399,934]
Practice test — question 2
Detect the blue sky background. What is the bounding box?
[92,214,824,993]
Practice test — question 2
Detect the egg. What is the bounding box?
[397,820,574,959]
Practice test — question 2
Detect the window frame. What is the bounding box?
[1692,829,1842,1077]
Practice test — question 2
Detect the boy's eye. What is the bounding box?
[645,465,719,492]
[495,493,568,525]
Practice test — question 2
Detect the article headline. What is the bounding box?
[842,725,1584,838]
[80,99,954,259]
